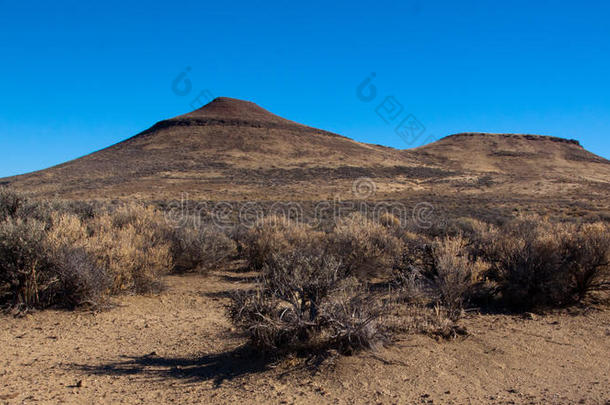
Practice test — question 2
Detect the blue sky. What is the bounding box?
[1,0,609,177]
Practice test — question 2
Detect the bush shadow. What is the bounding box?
[74,345,272,387]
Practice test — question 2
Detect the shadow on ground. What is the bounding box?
[74,346,272,387]
[220,273,259,283]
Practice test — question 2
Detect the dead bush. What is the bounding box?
[561,222,609,301]
[487,220,569,310]
[47,246,110,309]
[0,187,26,220]
[392,233,486,319]
[0,218,49,307]
[320,280,389,353]
[0,190,197,308]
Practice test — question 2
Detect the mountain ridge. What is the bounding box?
[2,97,609,205]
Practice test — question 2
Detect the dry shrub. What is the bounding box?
[390,231,430,305]
[331,213,402,278]
[242,215,320,270]
[378,212,402,229]
[1,189,241,309]
[445,217,492,240]
[0,218,49,307]
[88,204,172,294]
[0,188,26,220]
[170,224,236,273]
[484,218,571,310]
[320,280,389,353]
[378,212,404,239]
[0,216,109,309]
[480,217,610,310]
[391,232,486,320]
[46,212,89,250]
[1,187,101,223]
[49,246,110,308]
[426,235,488,318]
[229,244,388,354]
[564,222,609,301]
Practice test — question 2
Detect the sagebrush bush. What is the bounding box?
[563,222,610,301]
[391,231,431,304]
[426,235,488,318]
[0,188,26,220]
[170,224,236,273]
[320,280,389,352]
[47,246,110,308]
[479,217,610,310]
[88,205,173,294]
[331,213,402,278]
[0,216,109,309]
[486,219,571,310]
[0,190,183,308]
[230,244,388,353]
[391,232,487,319]
[0,218,50,307]
[242,216,321,270]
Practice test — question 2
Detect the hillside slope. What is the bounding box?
[2,98,609,204]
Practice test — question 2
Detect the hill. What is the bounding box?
[2,97,609,218]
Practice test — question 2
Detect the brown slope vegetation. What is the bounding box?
[407,133,610,196]
[2,97,609,205]
[2,98,415,200]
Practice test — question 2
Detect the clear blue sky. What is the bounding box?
[1,0,609,177]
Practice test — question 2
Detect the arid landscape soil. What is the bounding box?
[1,268,609,405]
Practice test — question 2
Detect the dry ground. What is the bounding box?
[1,270,609,405]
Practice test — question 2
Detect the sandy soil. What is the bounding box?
[1,271,609,405]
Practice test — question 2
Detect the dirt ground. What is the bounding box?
[1,271,609,405]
